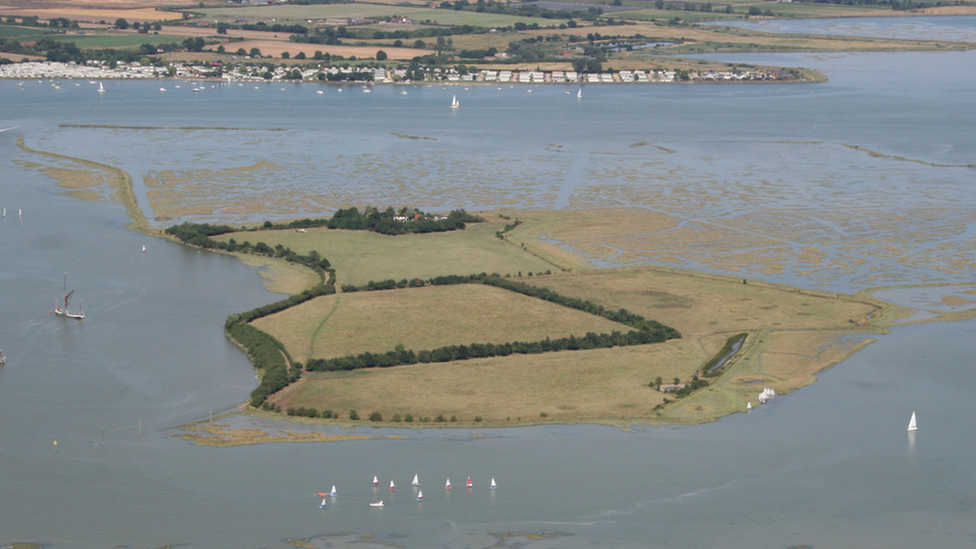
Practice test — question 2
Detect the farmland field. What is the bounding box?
[212,219,556,287]
[251,282,636,362]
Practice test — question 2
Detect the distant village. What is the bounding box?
[0,60,796,84]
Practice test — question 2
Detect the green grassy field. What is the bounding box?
[0,25,49,38]
[213,218,556,287]
[48,34,189,48]
[252,283,634,363]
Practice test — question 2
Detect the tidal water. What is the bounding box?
[1,17,975,548]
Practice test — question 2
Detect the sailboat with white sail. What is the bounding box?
[490,478,497,490]
[908,411,918,431]
[577,87,582,98]
[318,498,327,509]
[416,490,424,501]
[54,274,84,319]
[450,94,459,109]
[412,474,420,486]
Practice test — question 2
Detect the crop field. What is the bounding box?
[252,283,635,363]
[0,24,48,37]
[213,218,555,287]
[48,34,187,47]
[199,4,556,27]
[0,7,176,22]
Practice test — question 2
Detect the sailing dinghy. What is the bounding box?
[908,411,918,431]
[412,474,420,486]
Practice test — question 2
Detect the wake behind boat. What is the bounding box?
[53,274,84,320]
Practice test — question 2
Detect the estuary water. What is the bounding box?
[1,17,975,548]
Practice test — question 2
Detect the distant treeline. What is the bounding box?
[316,272,680,372]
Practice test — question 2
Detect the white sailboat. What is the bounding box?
[445,477,452,489]
[142,245,146,254]
[577,87,582,98]
[331,485,337,496]
[53,274,84,320]
[2,208,5,217]
[411,474,420,486]
[450,94,459,109]
[318,498,327,509]
[490,478,497,489]
[369,500,384,507]
[908,411,918,431]
[416,490,424,501]
[97,82,105,93]
[0,349,6,366]
[372,475,379,486]
[389,480,396,491]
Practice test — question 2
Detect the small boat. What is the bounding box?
[411,474,420,486]
[416,490,424,501]
[445,478,452,489]
[160,87,166,92]
[316,90,324,94]
[401,90,408,95]
[908,411,918,431]
[97,82,105,93]
[318,498,327,509]
[369,500,384,507]
[363,88,371,93]
[577,87,582,98]
[490,478,497,490]
[389,480,395,491]
[466,477,473,489]
[141,245,146,254]
[0,349,6,366]
[2,208,5,217]
[372,475,379,486]
[450,94,459,109]
[53,274,84,320]
[330,485,337,496]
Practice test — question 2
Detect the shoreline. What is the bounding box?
[15,130,976,444]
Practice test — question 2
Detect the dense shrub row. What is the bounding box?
[305,327,676,373]
[227,321,298,407]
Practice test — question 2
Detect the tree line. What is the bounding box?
[305,327,678,373]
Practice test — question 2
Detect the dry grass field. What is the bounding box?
[212,218,556,287]
[534,267,879,339]
[271,339,707,423]
[253,283,634,363]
